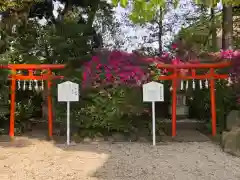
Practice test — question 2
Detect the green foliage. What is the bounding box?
[0,80,10,130]
[80,85,146,132]
[0,0,120,134]
[149,63,163,81]
[189,79,238,133]
[112,0,240,22]
[176,13,222,52]
[53,80,148,135]
[175,10,240,52]
[0,0,35,11]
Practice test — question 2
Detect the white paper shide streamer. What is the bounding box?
[192,80,195,90]
[185,80,188,90]
[16,74,44,91]
[41,80,44,90]
[18,80,21,90]
[28,80,32,90]
[199,80,203,89]
[180,80,184,90]
[205,80,208,88]
[34,80,39,91]
[227,77,232,86]
[23,80,26,91]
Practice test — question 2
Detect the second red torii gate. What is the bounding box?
[156,62,231,137]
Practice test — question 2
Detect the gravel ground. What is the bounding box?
[0,137,240,180]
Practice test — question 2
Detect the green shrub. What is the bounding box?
[54,83,148,136]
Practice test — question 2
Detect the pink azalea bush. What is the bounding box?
[81,49,195,87]
[220,49,240,82]
[80,50,183,133]
[81,49,240,88]
[82,50,165,87]
[80,50,164,133]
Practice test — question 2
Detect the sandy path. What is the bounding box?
[0,137,240,180]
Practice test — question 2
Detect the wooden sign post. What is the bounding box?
[143,81,164,146]
[58,81,79,145]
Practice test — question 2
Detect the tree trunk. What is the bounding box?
[222,5,233,50]
[158,8,163,55]
[211,8,217,51]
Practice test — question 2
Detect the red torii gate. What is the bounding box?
[156,61,232,137]
[1,64,65,140]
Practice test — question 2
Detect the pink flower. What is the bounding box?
[105,73,112,80]
[220,49,234,59]
[171,43,177,49]
[92,56,99,62]
[233,50,240,57]
[96,63,102,70]
[162,69,168,74]
[162,52,169,58]
[82,71,87,81]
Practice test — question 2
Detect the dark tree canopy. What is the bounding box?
[0,0,105,49]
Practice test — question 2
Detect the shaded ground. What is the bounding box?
[0,135,240,180]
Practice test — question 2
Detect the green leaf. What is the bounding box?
[120,0,128,8]
[151,0,165,8]
[112,0,119,6]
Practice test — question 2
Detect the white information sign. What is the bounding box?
[58,81,79,102]
[142,81,164,146]
[143,81,164,102]
[57,81,79,145]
